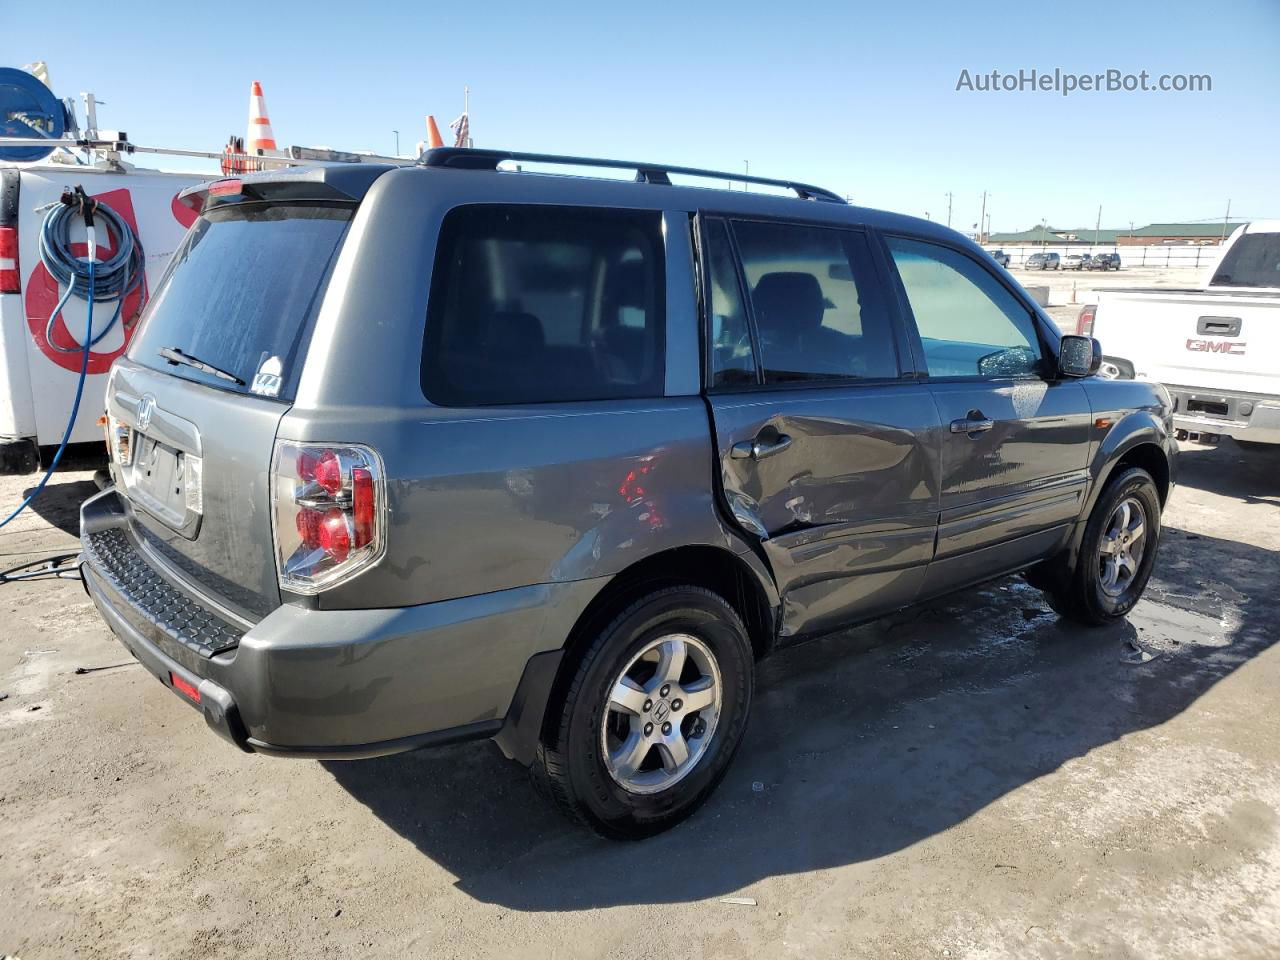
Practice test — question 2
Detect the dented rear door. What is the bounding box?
[698,216,941,639]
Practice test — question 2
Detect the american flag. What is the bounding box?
[449,113,470,148]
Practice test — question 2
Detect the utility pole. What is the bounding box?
[978,191,988,243]
[945,192,953,228]
[1221,199,1232,242]
[393,130,400,157]
[1094,204,1101,248]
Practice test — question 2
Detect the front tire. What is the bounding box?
[1042,467,1162,625]
[535,586,754,839]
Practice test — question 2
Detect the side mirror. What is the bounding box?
[1058,335,1102,378]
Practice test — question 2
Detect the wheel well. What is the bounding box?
[1112,443,1170,505]
[561,546,776,665]
[534,546,776,751]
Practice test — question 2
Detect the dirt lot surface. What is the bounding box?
[1,439,1278,959]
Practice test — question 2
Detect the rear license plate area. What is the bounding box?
[127,435,188,528]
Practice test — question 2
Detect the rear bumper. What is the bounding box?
[80,488,599,759]
[1168,386,1280,444]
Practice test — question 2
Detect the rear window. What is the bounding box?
[422,205,665,406]
[129,202,353,400]
[1211,233,1280,288]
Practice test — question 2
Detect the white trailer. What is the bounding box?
[0,160,207,471]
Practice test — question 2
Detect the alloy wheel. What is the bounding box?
[600,633,722,795]
[1098,495,1148,597]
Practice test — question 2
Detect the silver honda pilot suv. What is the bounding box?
[81,149,1176,838]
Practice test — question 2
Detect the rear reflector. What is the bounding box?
[0,226,19,294]
[170,671,201,703]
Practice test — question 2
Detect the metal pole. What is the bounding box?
[393,130,399,156]
[744,160,749,192]
[1094,204,1101,248]
[978,191,987,243]
[946,192,952,228]
[1221,199,1231,242]
[464,86,472,147]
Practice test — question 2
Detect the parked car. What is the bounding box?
[1088,253,1122,271]
[1079,221,1279,451]
[1063,253,1092,270]
[1026,252,1061,270]
[81,148,1177,839]
[989,249,1011,267]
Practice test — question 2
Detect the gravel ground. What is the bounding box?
[1,438,1278,959]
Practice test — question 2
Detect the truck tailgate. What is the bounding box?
[1094,290,1280,394]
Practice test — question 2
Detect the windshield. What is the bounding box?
[129,201,354,400]
[1211,233,1280,288]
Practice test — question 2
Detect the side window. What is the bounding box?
[422,206,665,405]
[886,236,1043,379]
[703,218,757,387]
[732,220,898,383]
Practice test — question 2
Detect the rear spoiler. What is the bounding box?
[179,163,397,211]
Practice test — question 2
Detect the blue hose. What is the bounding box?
[40,197,142,351]
[0,246,95,528]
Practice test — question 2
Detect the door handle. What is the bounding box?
[950,417,995,435]
[730,434,793,460]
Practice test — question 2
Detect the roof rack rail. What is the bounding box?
[418,147,846,204]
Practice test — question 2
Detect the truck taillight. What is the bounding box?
[1076,304,1096,336]
[271,441,386,594]
[0,226,19,294]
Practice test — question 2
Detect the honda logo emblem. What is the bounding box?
[136,394,157,433]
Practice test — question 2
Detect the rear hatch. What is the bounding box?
[105,168,386,622]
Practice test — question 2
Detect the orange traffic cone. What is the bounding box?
[425,115,445,149]
[246,81,277,170]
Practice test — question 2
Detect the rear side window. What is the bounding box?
[1211,233,1280,288]
[130,202,353,401]
[423,205,665,405]
[887,236,1043,378]
[731,220,898,383]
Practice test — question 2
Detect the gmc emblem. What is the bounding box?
[1186,338,1246,355]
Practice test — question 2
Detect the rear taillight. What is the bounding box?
[0,226,19,294]
[1076,303,1096,336]
[105,414,132,466]
[271,441,385,594]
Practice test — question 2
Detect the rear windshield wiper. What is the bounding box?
[158,347,246,386]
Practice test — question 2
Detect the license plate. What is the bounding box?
[128,435,187,527]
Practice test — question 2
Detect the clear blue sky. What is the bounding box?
[5,0,1277,231]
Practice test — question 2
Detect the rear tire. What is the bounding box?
[1042,467,1162,625]
[535,586,754,839]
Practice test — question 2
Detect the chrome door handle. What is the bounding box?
[730,434,793,460]
[950,418,995,435]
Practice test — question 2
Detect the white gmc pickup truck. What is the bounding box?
[1076,221,1280,451]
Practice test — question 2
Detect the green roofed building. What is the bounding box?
[986,221,1248,246]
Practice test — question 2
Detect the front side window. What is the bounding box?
[732,220,898,383]
[423,206,665,405]
[887,236,1043,378]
